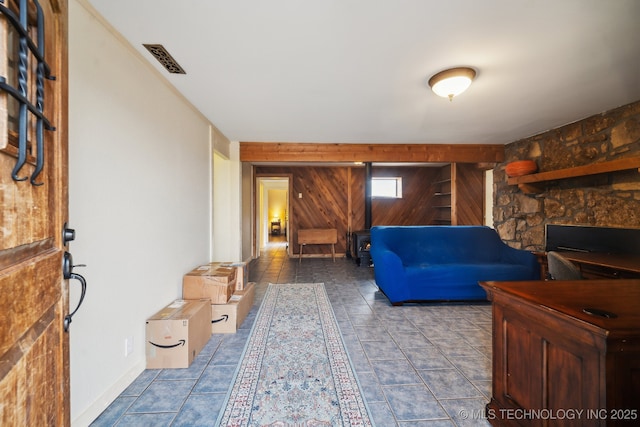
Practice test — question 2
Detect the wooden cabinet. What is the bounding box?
[480,280,640,427]
[431,163,484,225]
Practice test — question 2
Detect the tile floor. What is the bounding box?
[91,238,493,426]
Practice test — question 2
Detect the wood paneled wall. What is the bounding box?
[370,167,441,226]
[454,163,485,225]
[257,165,481,256]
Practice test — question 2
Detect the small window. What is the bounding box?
[372,177,402,198]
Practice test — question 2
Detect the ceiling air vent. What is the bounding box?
[143,44,186,74]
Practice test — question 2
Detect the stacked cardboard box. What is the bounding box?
[222,262,248,290]
[182,261,254,334]
[211,282,255,333]
[145,299,210,369]
[145,262,253,368]
[182,263,237,303]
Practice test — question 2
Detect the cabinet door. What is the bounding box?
[608,348,640,422]
[492,303,604,426]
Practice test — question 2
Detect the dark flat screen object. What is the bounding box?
[545,224,640,255]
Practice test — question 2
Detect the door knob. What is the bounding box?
[62,222,75,245]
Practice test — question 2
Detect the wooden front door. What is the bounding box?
[0,0,70,425]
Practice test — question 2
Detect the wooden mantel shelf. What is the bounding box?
[508,156,640,193]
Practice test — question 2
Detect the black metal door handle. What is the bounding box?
[63,251,87,332]
[64,272,86,332]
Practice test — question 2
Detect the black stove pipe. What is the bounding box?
[365,162,372,229]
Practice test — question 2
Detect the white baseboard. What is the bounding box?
[71,360,146,427]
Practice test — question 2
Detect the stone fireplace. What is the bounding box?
[493,100,640,251]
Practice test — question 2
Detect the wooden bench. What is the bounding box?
[298,228,338,263]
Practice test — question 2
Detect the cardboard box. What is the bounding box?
[146,299,211,369]
[211,282,255,333]
[183,264,237,303]
[218,262,249,291]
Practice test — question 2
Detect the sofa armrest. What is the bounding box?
[372,248,404,272]
[500,246,541,279]
[370,248,411,303]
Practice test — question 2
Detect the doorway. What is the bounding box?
[256,176,291,257]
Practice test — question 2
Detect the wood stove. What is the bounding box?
[352,230,371,267]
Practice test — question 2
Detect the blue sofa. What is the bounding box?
[370,226,540,305]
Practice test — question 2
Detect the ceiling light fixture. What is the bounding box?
[428,67,476,101]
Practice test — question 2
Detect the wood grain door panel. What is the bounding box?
[0,0,69,424]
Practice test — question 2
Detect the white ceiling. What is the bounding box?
[86,0,640,145]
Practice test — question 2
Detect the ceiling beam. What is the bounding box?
[240,142,504,163]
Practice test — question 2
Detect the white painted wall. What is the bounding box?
[227,141,246,262]
[68,1,233,424]
[485,169,494,227]
[241,162,254,262]
[212,150,242,261]
[210,141,244,262]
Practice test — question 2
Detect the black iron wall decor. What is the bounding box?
[0,0,56,186]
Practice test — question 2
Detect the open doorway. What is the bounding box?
[256,176,291,257]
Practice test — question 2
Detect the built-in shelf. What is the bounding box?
[430,163,484,225]
[508,156,640,193]
[432,165,453,225]
[433,179,451,184]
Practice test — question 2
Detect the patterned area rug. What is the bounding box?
[216,283,374,426]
